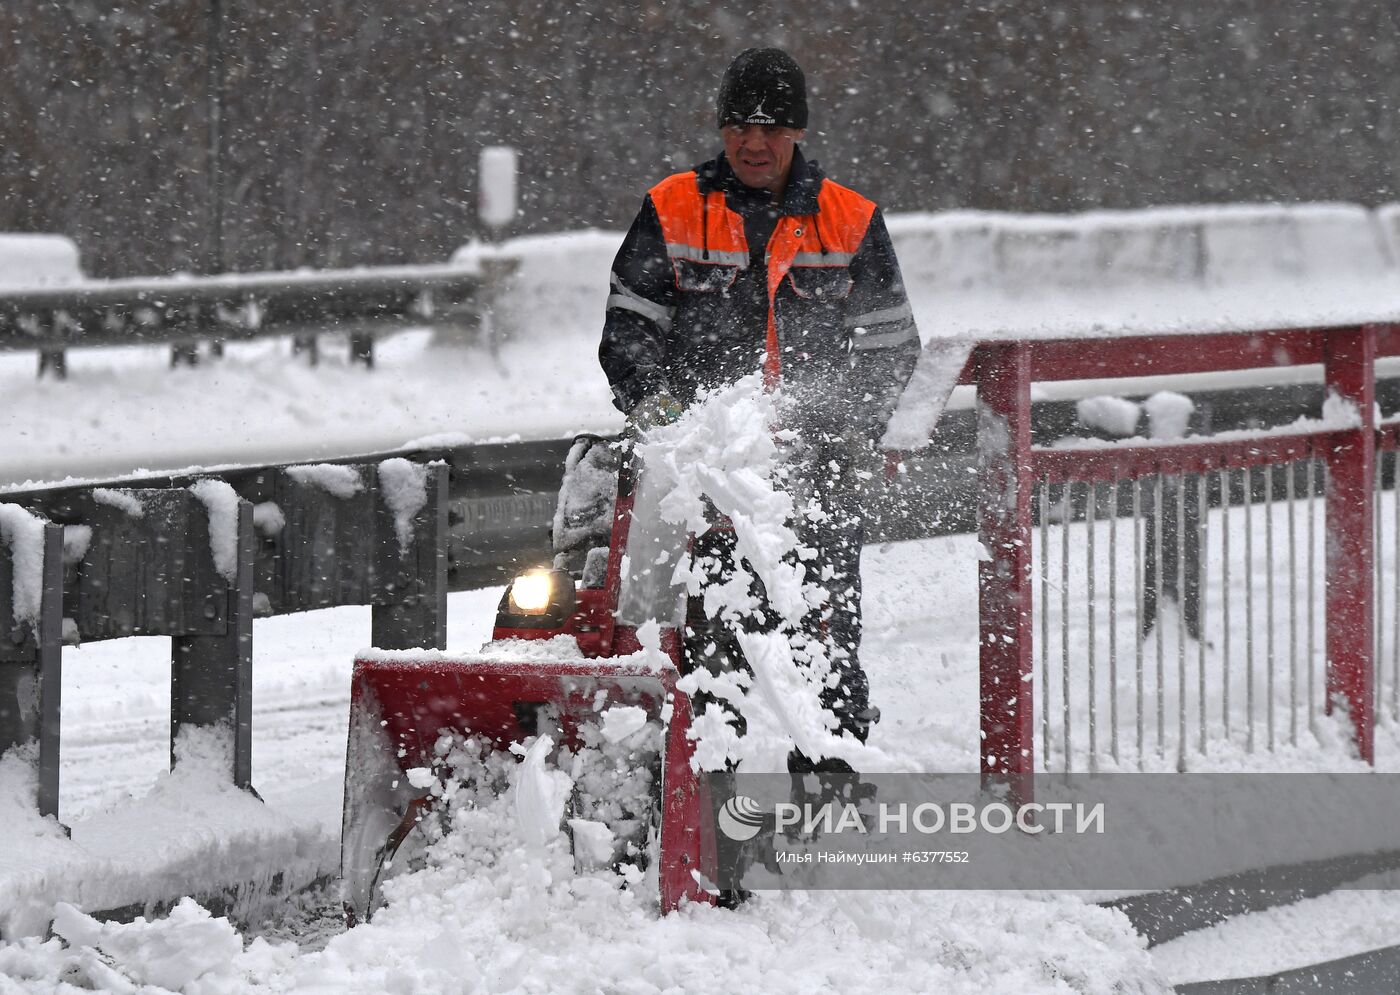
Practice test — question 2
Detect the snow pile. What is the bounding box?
[92,488,144,517]
[0,746,87,940]
[286,462,363,499]
[300,756,1164,995]
[251,501,285,538]
[1076,396,1142,437]
[190,478,242,582]
[1321,390,1364,428]
[599,704,649,744]
[50,898,245,991]
[0,726,333,943]
[0,503,47,624]
[1143,391,1195,441]
[61,523,92,564]
[632,374,887,772]
[0,746,1168,994]
[0,234,83,289]
[377,457,428,555]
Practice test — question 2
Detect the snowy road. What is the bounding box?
[7,527,1392,990]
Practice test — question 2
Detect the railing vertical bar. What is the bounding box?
[1087,482,1098,773]
[1061,482,1072,770]
[1176,471,1187,771]
[1266,463,1276,751]
[1376,447,1385,726]
[1110,476,1120,765]
[1155,470,1165,759]
[1040,479,1051,769]
[1393,448,1400,723]
[1222,467,1232,740]
[1288,459,1299,747]
[1135,476,1145,770]
[1244,464,1255,754]
[1198,470,1209,756]
[1308,454,1318,738]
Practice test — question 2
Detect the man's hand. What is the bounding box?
[630,389,684,431]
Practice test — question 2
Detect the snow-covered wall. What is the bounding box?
[885,203,1394,295]
[466,202,1400,344]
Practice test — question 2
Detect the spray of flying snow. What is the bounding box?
[633,374,890,772]
[378,458,429,556]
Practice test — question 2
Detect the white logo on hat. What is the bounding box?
[745,101,777,125]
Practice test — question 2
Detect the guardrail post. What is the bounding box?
[37,313,67,379]
[291,334,320,366]
[0,520,64,819]
[1323,324,1377,763]
[977,343,1034,800]
[372,462,448,651]
[350,333,374,368]
[171,500,256,788]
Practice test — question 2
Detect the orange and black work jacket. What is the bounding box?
[599,149,920,443]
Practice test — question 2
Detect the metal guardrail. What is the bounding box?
[0,257,517,376]
[1,458,449,820]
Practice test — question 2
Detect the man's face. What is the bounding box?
[721,123,806,194]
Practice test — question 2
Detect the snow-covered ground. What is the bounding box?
[3,533,1180,993]
[4,512,1400,990]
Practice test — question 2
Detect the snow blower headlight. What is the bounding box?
[509,570,558,613]
[495,567,577,631]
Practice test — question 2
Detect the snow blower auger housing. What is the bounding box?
[341,436,715,923]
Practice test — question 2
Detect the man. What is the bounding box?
[599,47,920,757]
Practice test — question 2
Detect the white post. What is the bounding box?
[478,146,518,236]
[473,146,518,356]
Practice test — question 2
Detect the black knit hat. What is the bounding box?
[716,48,808,130]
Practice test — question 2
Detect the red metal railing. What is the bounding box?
[975,324,1396,796]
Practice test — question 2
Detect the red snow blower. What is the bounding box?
[340,436,715,923]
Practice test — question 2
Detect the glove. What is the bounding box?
[630,389,683,430]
